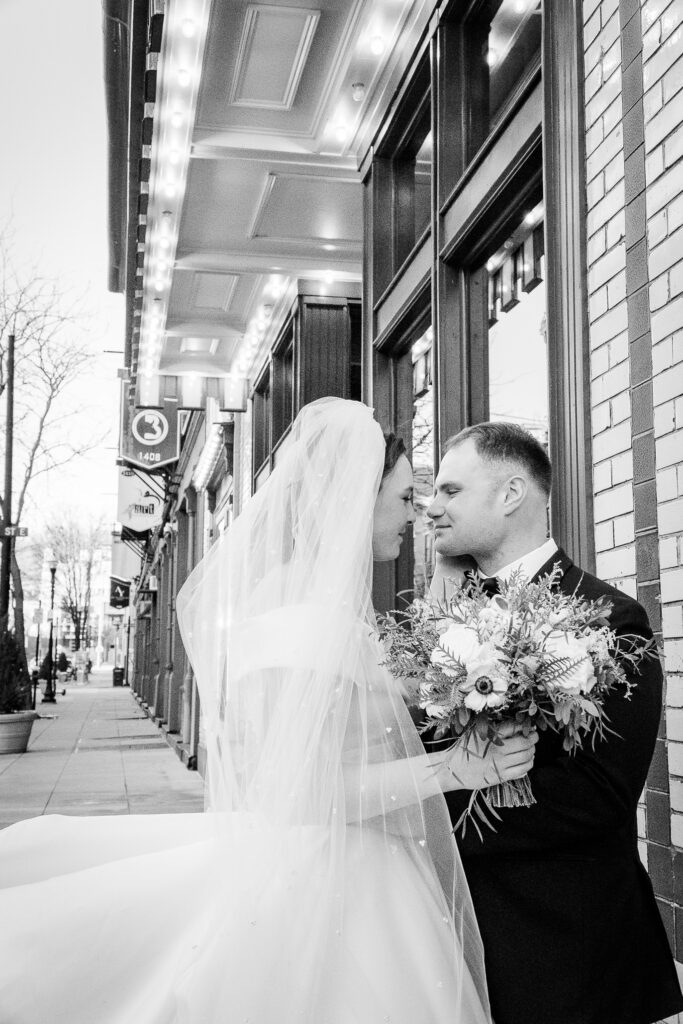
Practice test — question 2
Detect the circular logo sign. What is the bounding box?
[131,410,169,446]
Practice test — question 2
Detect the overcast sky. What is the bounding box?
[0,0,124,532]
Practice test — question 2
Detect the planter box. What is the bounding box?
[0,710,39,755]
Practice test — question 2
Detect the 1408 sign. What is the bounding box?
[119,397,179,471]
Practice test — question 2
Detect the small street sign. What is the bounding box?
[0,525,28,537]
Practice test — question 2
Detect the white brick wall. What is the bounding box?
[642,0,683,853]
[584,1,635,600]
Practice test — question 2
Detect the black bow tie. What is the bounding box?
[465,570,501,598]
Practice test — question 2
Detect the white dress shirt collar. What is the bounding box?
[480,538,559,584]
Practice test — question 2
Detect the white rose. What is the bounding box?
[431,623,482,676]
[543,631,597,694]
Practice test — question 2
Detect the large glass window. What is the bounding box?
[485,203,548,446]
[466,0,542,161]
[392,100,432,268]
[349,302,362,400]
[272,319,295,447]
[373,56,432,293]
[252,367,271,489]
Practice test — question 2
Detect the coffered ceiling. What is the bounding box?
[129,0,434,405]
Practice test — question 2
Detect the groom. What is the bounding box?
[427,421,683,1024]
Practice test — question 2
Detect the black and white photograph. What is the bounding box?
[1,0,683,1021]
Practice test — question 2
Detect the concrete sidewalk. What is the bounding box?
[0,667,203,829]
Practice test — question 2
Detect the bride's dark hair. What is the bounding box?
[382,433,406,483]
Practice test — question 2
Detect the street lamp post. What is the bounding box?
[42,561,58,704]
[31,601,42,709]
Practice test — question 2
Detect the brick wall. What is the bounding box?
[641,0,683,993]
[584,0,683,1003]
[584,0,635,600]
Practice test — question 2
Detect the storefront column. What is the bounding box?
[176,489,197,752]
[164,523,180,734]
[152,548,167,721]
[544,0,595,569]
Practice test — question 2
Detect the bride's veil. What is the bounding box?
[175,397,489,1022]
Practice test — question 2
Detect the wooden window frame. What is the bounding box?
[372,287,432,615]
[364,0,593,591]
[433,0,593,569]
[437,0,543,208]
[373,56,432,299]
[252,362,272,484]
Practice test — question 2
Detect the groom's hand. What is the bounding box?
[442,726,538,792]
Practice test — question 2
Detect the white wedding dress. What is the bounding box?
[0,400,491,1024]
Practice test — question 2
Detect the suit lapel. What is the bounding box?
[529,546,574,586]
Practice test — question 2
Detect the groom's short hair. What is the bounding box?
[445,422,552,497]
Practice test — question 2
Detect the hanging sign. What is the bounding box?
[117,467,164,532]
[119,389,179,470]
[110,577,131,609]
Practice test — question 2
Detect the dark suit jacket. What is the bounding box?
[438,549,683,1024]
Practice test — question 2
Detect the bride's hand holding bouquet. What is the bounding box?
[379,566,656,838]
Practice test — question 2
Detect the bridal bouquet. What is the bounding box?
[379,567,655,837]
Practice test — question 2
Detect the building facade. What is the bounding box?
[106,0,683,993]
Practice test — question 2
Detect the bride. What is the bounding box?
[0,398,535,1023]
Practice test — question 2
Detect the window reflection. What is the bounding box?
[411,325,434,596]
[414,130,432,242]
[487,207,548,449]
[467,0,542,160]
[393,101,432,267]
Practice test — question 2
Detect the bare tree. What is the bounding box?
[0,228,101,666]
[43,516,106,652]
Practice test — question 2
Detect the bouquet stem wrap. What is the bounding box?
[488,776,536,810]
